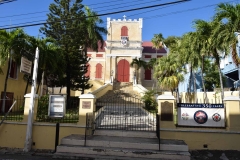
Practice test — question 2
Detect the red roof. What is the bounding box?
[142,41,167,53]
[87,41,106,52]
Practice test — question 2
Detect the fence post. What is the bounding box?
[22,93,38,123]
[157,93,176,129]
[78,94,96,127]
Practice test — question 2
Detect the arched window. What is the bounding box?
[85,64,90,77]
[121,26,128,36]
[95,63,102,79]
[144,68,152,80]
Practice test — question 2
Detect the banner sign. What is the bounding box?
[177,103,225,127]
[20,57,32,75]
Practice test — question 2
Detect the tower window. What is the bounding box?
[121,26,128,36]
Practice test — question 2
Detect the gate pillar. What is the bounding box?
[224,96,240,131]
[157,93,175,129]
[23,93,38,122]
[78,94,96,126]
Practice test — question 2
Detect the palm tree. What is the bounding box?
[180,32,203,95]
[25,36,61,95]
[0,28,27,112]
[130,58,147,84]
[151,33,164,91]
[207,20,232,104]
[83,6,108,52]
[154,52,184,99]
[214,3,240,89]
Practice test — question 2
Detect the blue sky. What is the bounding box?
[0,0,240,41]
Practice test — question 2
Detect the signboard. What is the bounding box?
[48,95,66,118]
[161,101,173,121]
[177,103,225,127]
[20,57,32,75]
[82,101,91,109]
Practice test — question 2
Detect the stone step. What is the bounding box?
[55,145,190,160]
[94,130,156,138]
[60,134,188,152]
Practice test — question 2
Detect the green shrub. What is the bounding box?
[141,90,158,113]
[37,95,49,120]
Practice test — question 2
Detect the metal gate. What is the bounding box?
[95,94,156,131]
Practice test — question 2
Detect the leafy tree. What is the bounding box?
[0,28,27,112]
[40,0,106,106]
[204,59,226,91]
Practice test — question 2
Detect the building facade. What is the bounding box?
[86,16,167,91]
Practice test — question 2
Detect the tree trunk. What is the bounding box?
[187,64,192,93]
[201,56,207,103]
[176,88,179,103]
[217,64,224,104]
[66,57,71,108]
[24,76,30,95]
[1,57,11,113]
[193,71,196,92]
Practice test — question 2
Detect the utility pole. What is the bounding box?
[24,47,39,152]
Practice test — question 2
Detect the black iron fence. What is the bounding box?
[95,95,156,131]
[0,97,24,122]
[36,96,79,123]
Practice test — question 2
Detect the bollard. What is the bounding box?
[55,122,60,152]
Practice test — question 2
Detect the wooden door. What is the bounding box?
[117,59,129,82]
[0,92,14,113]
[95,63,102,79]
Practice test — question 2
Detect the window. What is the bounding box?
[157,55,162,58]
[145,55,151,58]
[9,60,18,79]
[95,63,102,79]
[87,54,91,57]
[121,26,128,36]
[85,64,90,77]
[96,54,103,57]
[144,68,151,80]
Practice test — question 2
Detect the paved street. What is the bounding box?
[1,150,240,160]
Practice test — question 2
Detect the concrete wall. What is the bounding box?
[0,122,85,150]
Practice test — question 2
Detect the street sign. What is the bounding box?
[20,57,32,75]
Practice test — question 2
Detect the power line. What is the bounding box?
[0,0,161,23]
[0,0,16,5]
[0,0,190,30]
[0,0,142,19]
